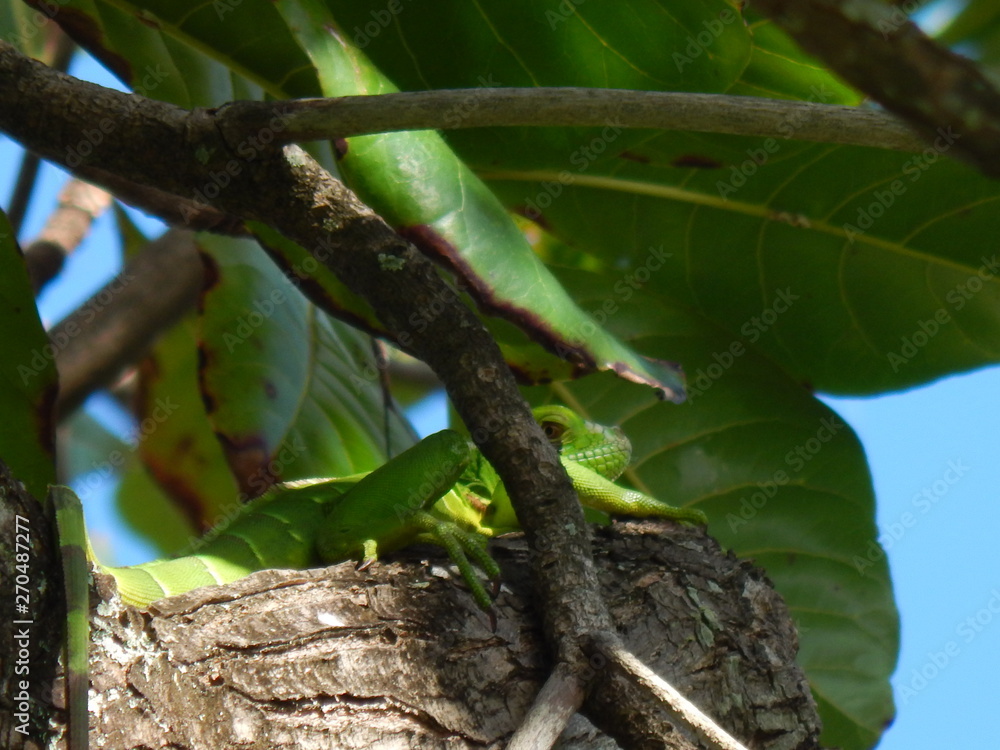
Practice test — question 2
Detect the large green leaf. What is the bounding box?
[197,234,415,489]
[110,233,417,552]
[283,0,690,397]
[47,0,693,399]
[34,3,972,746]
[0,210,56,498]
[525,267,898,750]
[120,314,240,552]
[483,143,1000,396]
[0,3,52,60]
[331,0,1000,397]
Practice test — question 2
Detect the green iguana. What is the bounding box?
[58,405,706,609]
[53,405,706,748]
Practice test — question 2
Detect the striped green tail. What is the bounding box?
[88,477,357,608]
[52,485,92,750]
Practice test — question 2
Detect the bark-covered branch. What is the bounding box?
[214,87,925,153]
[0,40,618,744]
[74,522,820,750]
[50,228,202,419]
[45,226,442,420]
[754,0,1000,178]
[23,179,111,294]
[0,463,63,749]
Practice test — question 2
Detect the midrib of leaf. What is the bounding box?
[483,168,772,218]
[468,0,541,86]
[95,0,292,97]
[282,302,321,451]
[483,168,1000,277]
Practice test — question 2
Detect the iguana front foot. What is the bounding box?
[353,513,500,611]
[412,511,501,611]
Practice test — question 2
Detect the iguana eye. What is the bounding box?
[540,419,567,444]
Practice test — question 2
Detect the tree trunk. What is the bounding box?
[56,521,822,749]
[0,464,64,750]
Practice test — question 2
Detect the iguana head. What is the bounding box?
[532,405,632,481]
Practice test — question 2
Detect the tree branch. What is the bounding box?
[753,0,1000,178]
[6,21,75,235]
[0,462,63,749]
[24,179,111,294]
[585,633,749,750]
[216,87,925,152]
[0,38,617,741]
[63,166,247,235]
[75,522,818,749]
[507,664,585,750]
[50,228,202,419]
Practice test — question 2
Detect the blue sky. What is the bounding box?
[3,49,999,750]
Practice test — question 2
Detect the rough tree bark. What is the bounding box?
[49,522,820,750]
[0,464,64,750]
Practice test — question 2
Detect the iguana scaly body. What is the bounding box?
[58,406,705,610]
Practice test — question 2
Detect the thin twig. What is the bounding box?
[7,151,41,236]
[506,664,585,750]
[587,633,750,750]
[68,165,247,234]
[24,179,112,293]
